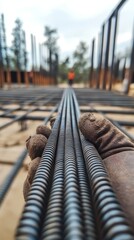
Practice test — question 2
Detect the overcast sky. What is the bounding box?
[0,0,133,67]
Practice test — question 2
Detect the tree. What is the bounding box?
[22,31,28,70]
[11,19,27,70]
[59,57,70,82]
[0,14,9,87]
[44,26,58,77]
[73,41,89,83]
[0,14,9,69]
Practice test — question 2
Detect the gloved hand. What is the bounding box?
[23,125,52,201]
[79,112,134,229]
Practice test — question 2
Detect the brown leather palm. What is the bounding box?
[79,113,134,159]
[79,113,134,230]
[104,152,134,230]
[23,157,40,201]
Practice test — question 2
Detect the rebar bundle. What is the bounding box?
[15,88,134,239]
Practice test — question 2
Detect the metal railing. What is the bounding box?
[89,0,134,93]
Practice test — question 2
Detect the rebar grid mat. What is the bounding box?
[15,88,134,240]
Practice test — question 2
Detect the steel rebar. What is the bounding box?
[15,88,134,239]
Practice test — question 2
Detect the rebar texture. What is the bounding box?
[15,88,134,240]
[72,89,134,239]
[16,90,66,240]
[0,102,58,204]
[0,149,27,204]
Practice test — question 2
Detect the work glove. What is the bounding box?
[23,125,52,201]
[79,112,134,229]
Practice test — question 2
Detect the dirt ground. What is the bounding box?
[0,84,134,240]
[0,109,52,240]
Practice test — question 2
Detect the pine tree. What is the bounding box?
[0,14,9,87]
[44,26,58,76]
[0,14,8,68]
[11,18,27,70]
[73,41,89,83]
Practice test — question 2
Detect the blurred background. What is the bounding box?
[0,0,133,91]
[0,0,134,239]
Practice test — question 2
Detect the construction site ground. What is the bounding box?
[0,83,134,240]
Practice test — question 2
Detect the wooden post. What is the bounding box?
[0,67,4,88]
[24,71,29,87]
[17,70,21,85]
[6,69,11,88]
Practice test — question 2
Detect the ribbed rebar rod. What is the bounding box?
[0,149,27,204]
[15,88,134,239]
[0,115,49,121]
[40,92,67,240]
[69,91,97,239]
[0,97,55,130]
[0,108,37,130]
[74,89,134,107]
[63,90,84,240]
[72,89,134,239]
[80,139,134,239]
[0,103,59,205]
[0,106,21,117]
[44,104,59,125]
[15,91,66,239]
[0,89,63,106]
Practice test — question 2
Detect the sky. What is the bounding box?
[0,0,134,68]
